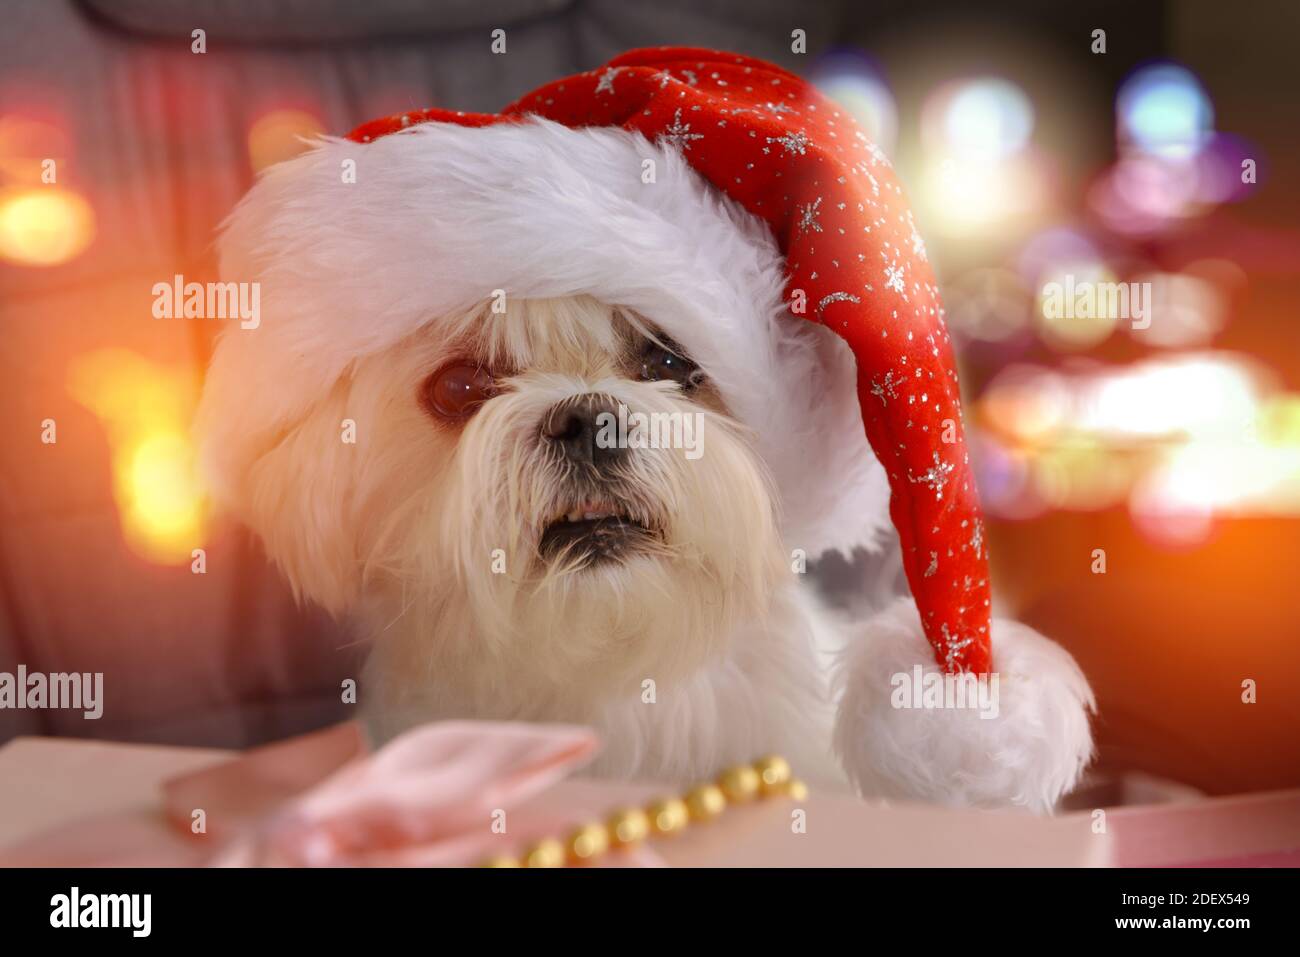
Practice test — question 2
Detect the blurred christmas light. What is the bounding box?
[247,108,325,173]
[809,50,898,157]
[1090,64,1230,237]
[981,364,1071,444]
[1078,354,1260,440]
[974,353,1300,532]
[925,78,1034,161]
[1191,133,1259,203]
[0,186,94,266]
[917,77,1044,238]
[66,350,207,565]
[1116,63,1214,159]
[1259,395,1300,448]
[1017,226,1102,288]
[1113,153,1198,217]
[1033,258,1119,351]
[1182,257,1248,294]
[970,434,1047,520]
[1129,474,1216,548]
[1089,154,1199,235]
[1131,432,1300,546]
[945,266,1032,342]
[1090,138,1255,236]
[1125,270,1226,348]
[1031,436,1129,511]
[920,150,1046,238]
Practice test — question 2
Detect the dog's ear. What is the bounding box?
[224,387,363,617]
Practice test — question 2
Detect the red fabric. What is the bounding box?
[347,47,992,674]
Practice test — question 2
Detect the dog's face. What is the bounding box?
[246,296,785,693]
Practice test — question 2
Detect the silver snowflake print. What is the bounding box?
[969,518,985,559]
[766,129,810,156]
[940,624,974,672]
[815,290,860,320]
[652,70,676,89]
[796,196,824,236]
[853,132,890,165]
[924,551,939,578]
[884,262,906,294]
[910,226,927,261]
[680,69,699,86]
[762,101,795,115]
[595,67,621,95]
[869,370,902,405]
[908,452,955,501]
[659,108,704,151]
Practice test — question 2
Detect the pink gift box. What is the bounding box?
[0,730,1295,867]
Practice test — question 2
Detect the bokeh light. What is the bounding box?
[1033,257,1119,351]
[981,364,1072,445]
[918,77,1043,238]
[1126,270,1227,348]
[1018,226,1104,289]
[920,149,1046,238]
[944,266,1032,342]
[1117,63,1214,159]
[809,50,898,157]
[1129,472,1217,548]
[0,187,95,266]
[247,108,325,173]
[969,433,1047,521]
[1078,354,1260,440]
[1191,132,1259,203]
[1032,435,1130,511]
[66,350,207,565]
[975,353,1300,540]
[928,78,1034,161]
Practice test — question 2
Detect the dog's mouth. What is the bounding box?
[538,499,659,565]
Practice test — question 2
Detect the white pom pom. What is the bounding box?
[833,598,1095,813]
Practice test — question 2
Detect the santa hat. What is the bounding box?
[199,47,1093,809]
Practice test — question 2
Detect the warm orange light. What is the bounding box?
[977,354,1300,529]
[67,350,207,565]
[247,109,325,173]
[0,187,94,266]
[980,365,1070,445]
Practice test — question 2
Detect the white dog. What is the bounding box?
[196,115,1093,811]
[329,295,845,785]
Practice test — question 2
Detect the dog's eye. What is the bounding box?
[639,341,702,389]
[422,362,497,420]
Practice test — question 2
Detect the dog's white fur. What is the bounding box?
[196,119,1095,811]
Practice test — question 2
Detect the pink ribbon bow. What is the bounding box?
[3,720,662,868]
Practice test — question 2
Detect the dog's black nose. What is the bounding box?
[541,394,628,468]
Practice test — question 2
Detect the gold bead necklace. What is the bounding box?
[480,754,806,868]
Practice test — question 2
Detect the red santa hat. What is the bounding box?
[351,47,994,673]
[199,47,1094,809]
